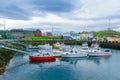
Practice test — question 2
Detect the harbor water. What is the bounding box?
[0,46,120,80]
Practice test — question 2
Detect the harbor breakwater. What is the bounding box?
[17,40,120,50]
[15,40,92,46]
[16,40,120,50]
[99,41,120,50]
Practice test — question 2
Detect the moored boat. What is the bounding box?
[53,42,70,51]
[61,49,87,58]
[88,49,112,57]
[29,49,56,61]
[29,55,56,61]
[38,44,52,50]
[26,45,39,49]
[80,43,89,52]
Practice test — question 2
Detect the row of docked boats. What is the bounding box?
[61,43,111,58]
[61,48,111,58]
[28,42,112,62]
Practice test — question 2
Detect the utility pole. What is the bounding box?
[52,25,54,42]
[3,20,6,39]
[52,25,53,36]
[108,18,111,30]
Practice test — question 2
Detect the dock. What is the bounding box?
[0,45,29,55]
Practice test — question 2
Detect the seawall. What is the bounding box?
[99,41,120,50]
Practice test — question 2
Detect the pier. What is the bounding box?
[0,45,29,55]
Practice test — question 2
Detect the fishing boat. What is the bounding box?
[26,45,39,52]
[80,43,89,52]
[88,49,112,57]
[38,44,52,50]
[61,49,87,58]
[29,55,56,61]
[53,42,70,51]
[26,45,39,49]
[29,50,56,61]
[53,42,61,49]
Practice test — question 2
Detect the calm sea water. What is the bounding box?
[0,47,120,80]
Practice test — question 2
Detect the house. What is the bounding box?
[34,29,42,36]
[62,31,79,40]
[107,35,120,42]
[79,32,94,40]
[69,31,79,39]
[7,29,34,39]
[62,32,73,40]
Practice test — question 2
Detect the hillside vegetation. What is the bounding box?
[94,29,120,38]
[0,49,15,74]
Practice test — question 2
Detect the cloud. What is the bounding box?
[0,5,30,20]
[60,0,120,20]
[30,0,77,13]
[0,0,120,32]
[0,0,78,20]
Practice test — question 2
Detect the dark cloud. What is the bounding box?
[0,4,30,20]
[0,0,77,20]
[30,0,75,13]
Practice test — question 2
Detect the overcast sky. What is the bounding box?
[0,0,120,32]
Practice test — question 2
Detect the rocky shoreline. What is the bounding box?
[0,49,16,74]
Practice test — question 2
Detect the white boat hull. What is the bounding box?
[61,53,87,58]
[88,52,112,57]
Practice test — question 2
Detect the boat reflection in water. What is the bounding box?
[86,56,111,65]
[60,57,86,65]
[30,59,56,64]
[60,56,111,66]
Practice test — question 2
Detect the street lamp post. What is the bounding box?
[3,20,6,39]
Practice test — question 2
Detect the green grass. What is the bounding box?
[24,36,62,40]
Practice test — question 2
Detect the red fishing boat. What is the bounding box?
[29,55,56,61]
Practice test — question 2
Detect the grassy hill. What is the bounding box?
[94,29,120,38]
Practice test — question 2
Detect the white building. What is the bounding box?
[63,31,79,40]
